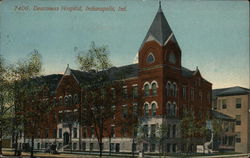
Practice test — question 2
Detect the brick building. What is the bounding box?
[19,4,212,154]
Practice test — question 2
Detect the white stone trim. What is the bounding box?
[151,80,159,88]
[142,81,151,90]
[143,102,150,109]
[164,32,174,46]
[151,101,158,109]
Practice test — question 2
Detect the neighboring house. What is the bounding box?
[212,86,250,153]
[20,3,212,154]
[211,110,235,152]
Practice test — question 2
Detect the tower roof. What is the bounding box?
[139,2,179,50]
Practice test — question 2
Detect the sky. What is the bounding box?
[0,0,249,89]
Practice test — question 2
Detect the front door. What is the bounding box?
[63,132,69,145]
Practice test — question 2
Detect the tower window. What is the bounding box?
[146,53,155,63]
[168,51,176,64]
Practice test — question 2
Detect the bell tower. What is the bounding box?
[138,2,181,69]
[138,2,182,116]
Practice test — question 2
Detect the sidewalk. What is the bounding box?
[2,149,250,158]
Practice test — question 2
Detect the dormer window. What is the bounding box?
[146,53,155,64]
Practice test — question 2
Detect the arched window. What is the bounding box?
[144,103,149,116]
[59,96,63,105]
[146,53,155,64]
[152,83,157,96]
[68,95,72,106]
[167,102,171,116]
[64,96,68,106]
[173,83,177,97]
[73,94,78,104]
[167,82,171,96]
[151,103,156,116]
[172,102,177,116]
[144,84,150,96]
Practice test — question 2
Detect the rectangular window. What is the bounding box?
[132,86,138,99]
[143,143,148,152]
[143,125,148,138]
[115,143,120,152]
[132,143,137,152]
[73,128,77,138]
[91,127,95,137]
[172,125,176,138]
[191,88,194,101]
[59,128,62,138]
[167,124,171,138]
[133,127,138,137]
[45,129,49,138]
[236,133,241,143]
[133,103,138,116]
[166,144,170,152]
[207,92,211,104]
[122,87,128,98]
[222,99,227,109]
[122,105,128,118]
[82,127,87,138]
[182,86,187,99]
[111,126,115,138]
[236,115,241,125]
[73,143,77,150]
[172,144,177,152]
[151,124,156,137]
[53,129,57,138]
[82,142,86,151]
[236,98,241,108]
[110,143,115,152]
[150,144,155,152]
[121,128,127,137]
[199,91,202,102]
[90,143,93,151]
[112,105,116,119]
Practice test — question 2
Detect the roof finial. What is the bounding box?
[158,0,162,12]
[67,64,69,68]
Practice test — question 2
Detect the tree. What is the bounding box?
[77,42,133,157]
[180,108,206,154]
[0,55,13,156]
[10,50,51,158]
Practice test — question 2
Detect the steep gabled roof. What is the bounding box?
[181,66,194,78]
[139,2,180,50]
[64,64,139,85]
